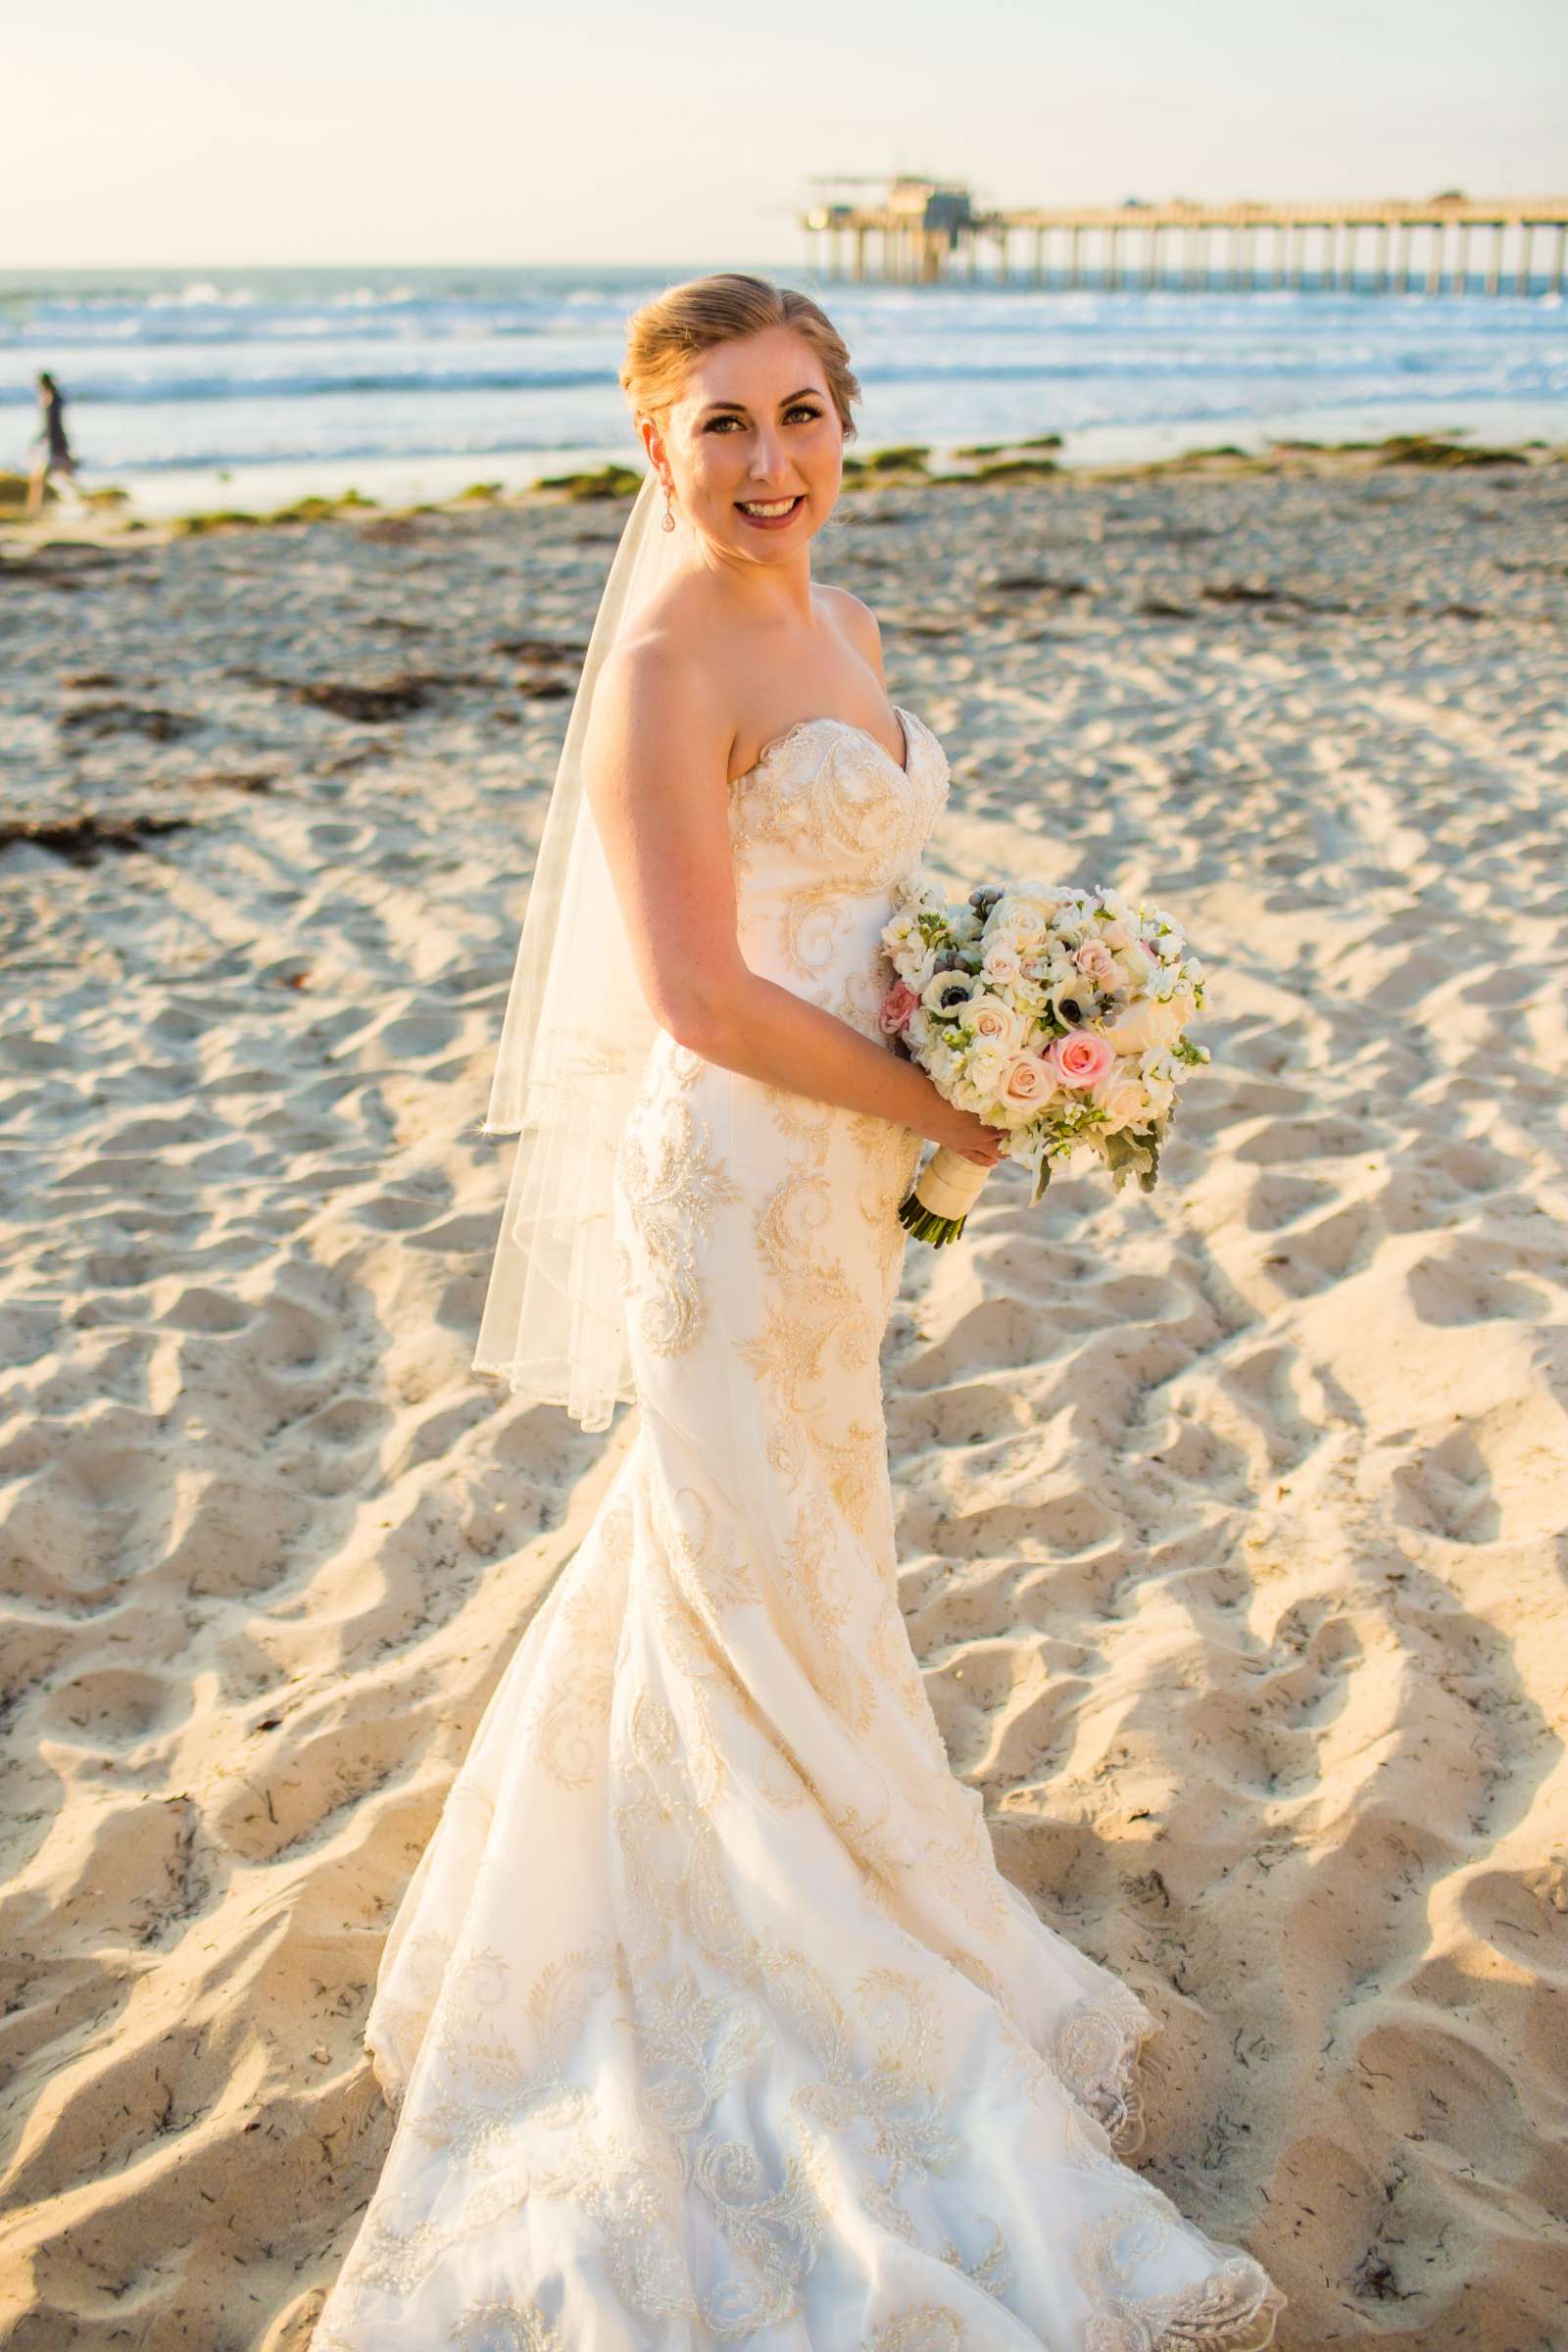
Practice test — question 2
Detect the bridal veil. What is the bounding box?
[472,466,691,1432]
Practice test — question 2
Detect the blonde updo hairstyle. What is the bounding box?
[619,272,860,453]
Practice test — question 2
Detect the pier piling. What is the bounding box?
[801,179,1567,295]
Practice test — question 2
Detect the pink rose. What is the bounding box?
[1075,939,1117,987]
[1001,1053,1056,1105]
[879,980,919,1035]
[1045,1029,1114,1090]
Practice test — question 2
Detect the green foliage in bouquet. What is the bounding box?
[896,1194,969,1244]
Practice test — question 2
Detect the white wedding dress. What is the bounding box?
[310,710,1286,2352]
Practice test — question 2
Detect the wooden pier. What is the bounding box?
[801,179,1568,295]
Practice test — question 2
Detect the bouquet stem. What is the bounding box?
[898,1145,993,1246]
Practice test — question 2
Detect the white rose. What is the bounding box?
[989,893,1054,948]
[1096,1068,1150,1129]
[981,940,1023,988]
[1104,994,1185,1055]
[962,993,1023,1054]
[1114,942,1158,992]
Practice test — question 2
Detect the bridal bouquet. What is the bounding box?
[880,870,1209,1245]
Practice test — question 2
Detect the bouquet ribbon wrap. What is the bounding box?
[898,1145,995,1244]
[910,1146,991,1221]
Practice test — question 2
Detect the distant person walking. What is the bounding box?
[26,372,86,516]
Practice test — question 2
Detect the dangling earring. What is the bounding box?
[661,477,676,533]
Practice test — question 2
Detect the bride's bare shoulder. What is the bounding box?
[585,598,735,784]
[815,583,886,678]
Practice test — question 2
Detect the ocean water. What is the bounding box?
[1,262,1563,515]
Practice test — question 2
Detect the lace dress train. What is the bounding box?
[310,710,1287,2351]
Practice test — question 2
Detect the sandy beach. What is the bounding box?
[2,445,1566,2349]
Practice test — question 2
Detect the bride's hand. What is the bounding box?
[925,1096,1009,1167]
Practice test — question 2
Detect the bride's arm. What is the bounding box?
[583,639,1004,1163]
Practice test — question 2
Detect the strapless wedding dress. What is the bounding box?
[310,710,1286,2351]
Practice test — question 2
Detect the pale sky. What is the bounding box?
[6,0,1564,270]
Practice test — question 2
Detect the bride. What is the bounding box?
[309,272,1287,2351]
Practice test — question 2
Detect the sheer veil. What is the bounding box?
[472,466,693,1432]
